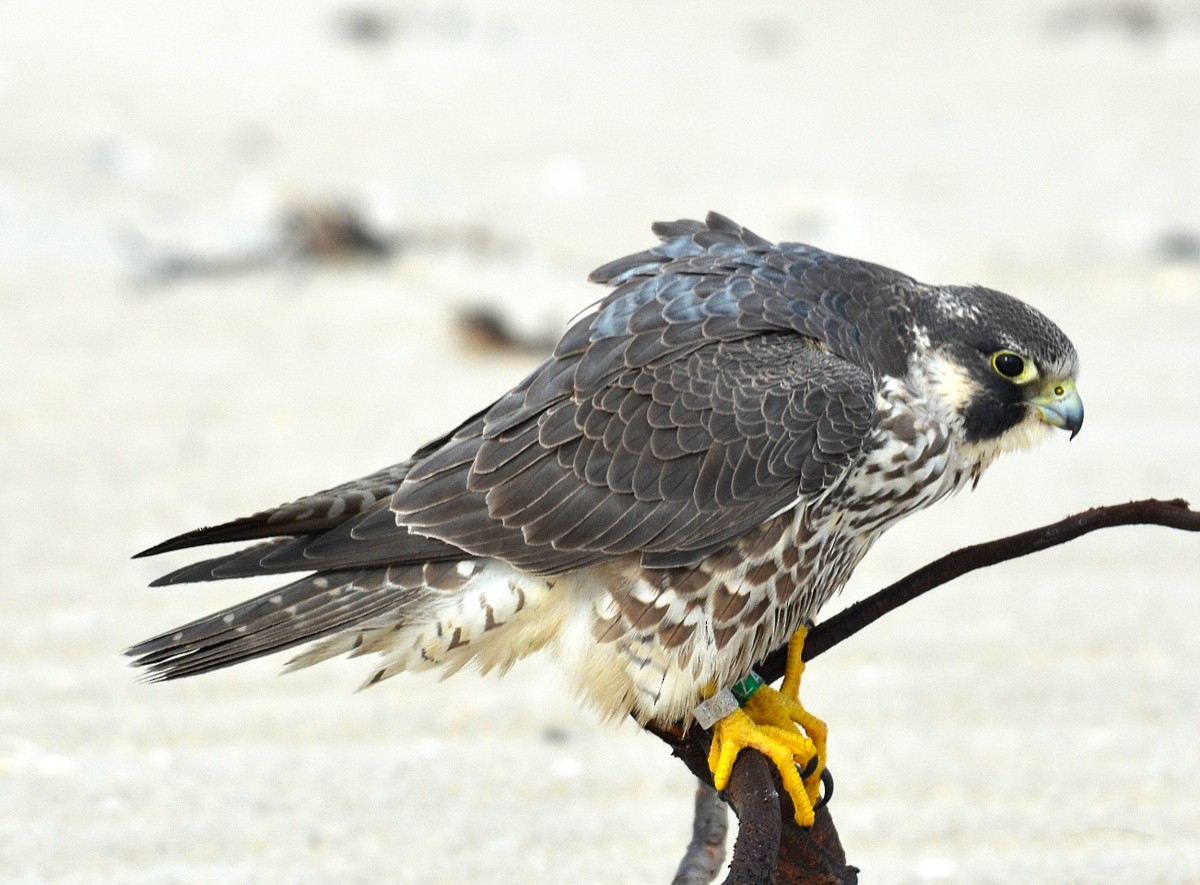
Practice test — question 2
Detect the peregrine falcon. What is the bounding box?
[129,213,1083,825]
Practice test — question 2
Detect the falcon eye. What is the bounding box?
[990,350,1033,382]
[993,352,1024,377]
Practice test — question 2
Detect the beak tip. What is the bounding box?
[1032,379,1083,440]
[1068,406,1084,440]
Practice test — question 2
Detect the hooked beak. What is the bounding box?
[1030,377,1084,439]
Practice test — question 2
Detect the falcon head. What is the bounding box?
[913,285,1083,455]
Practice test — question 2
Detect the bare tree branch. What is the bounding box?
[672,783,729,885]
[769,497,1200,677]
[657,497,1199,884]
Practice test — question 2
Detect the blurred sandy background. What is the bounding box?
[3,2,1200,882]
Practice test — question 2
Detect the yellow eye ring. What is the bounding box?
[990,350,1038,384]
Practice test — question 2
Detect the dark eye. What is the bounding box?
[991,351,1026,379]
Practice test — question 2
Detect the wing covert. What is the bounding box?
[394,333,877,572]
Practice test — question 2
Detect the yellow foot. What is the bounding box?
[705,627,828,827]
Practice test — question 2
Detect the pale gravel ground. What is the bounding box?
[3,2,1200,883]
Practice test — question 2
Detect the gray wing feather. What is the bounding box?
[394,333,877,572]
[148,500,467,586]
[128,566,440,680]
[142,213,909,584]
[135,461,419,558]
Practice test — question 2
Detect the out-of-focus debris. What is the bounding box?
[540,726,572,745]
[281,203,394,261]
[1046,1,1164,39]
[124,201,516,290]
[1155,229,1200,263]
[330,3,489,47]
[331,6,400,45]
[124,242,278,287]
[455,305,557,357]
[125,201,397,288]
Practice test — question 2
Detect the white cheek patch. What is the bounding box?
[913,351,979,424]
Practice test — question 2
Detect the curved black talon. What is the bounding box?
[813,767,834,811]
[796,754,819,780]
